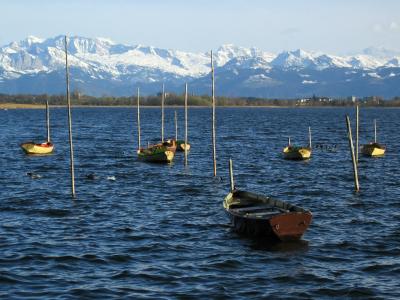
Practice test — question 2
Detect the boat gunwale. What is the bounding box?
[223,190,311,221]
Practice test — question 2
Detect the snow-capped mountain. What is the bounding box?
[0,35,400,98]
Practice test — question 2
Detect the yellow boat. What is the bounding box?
[137,146,174,163]
[20,141,54,155]
[283,128,312,160]
[175,140,191,152]
[361,119,385,157]
[361,143,385,157]
[21,101,54,155]
[283,146,311,160]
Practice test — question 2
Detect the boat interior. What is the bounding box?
[225,190,307,218]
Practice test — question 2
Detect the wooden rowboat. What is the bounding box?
[20,141,54,155]
[137,145,174,163]
[224,190,312,241]
[224,159,312,241]
[361,142,386,157]
[283,146,311,160]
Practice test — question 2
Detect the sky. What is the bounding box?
[1,0,400,54]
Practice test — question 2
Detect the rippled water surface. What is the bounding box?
[0,107,399,299]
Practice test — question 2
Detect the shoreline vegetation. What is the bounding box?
[1,93,400,109]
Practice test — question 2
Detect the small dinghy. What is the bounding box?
[21,141,54,155]
[361,142,385,156]
[283,145,311,160]
[175,140,191,152]
[137,145,174,163]
[223,159,312,241]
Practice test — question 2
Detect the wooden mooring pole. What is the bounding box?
[356,105,359,163]
[161,83,165,143]
[229,159,235,192]
[46,100,50,142]
[345,115,360,192]
[174,110,178,141]
[137,87,141,150]
[184,83,188,166]
[65,36,76,198]
[211,50,217,177]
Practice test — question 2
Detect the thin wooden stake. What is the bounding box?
[184,83,188,166]
[46,100,50,142]
[211,50,217,177]
[345,115,360,192]
[161,83,165,143]
[65,36,75,198]
[174,110,178,141]
[137,87,141,150]
[374,119,377,143]
[229,158,235,192]
[356,105,359,163]
[308,126,312,149]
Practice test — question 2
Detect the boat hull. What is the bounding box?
[20,142,54,154]
[283,146,311,160]
[361,143,385,157]
[224,190,312,241]
[137,149,174,163]
[226,210,312,241]
[176,140,191,152]
[150,140,177,153]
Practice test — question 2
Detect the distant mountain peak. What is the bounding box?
[1,35,400,97]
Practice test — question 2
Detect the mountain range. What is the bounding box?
[1,35,400,98]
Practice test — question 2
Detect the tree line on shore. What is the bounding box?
[1,93,400,107]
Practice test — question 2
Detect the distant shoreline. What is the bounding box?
[1,103,399,110]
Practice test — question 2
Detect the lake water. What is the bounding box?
[0,107,399,299]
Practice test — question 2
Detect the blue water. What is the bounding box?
[0,107,399,299]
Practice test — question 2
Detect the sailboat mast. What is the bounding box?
[184,83,188,166]
[46,100,50,142]
[308,126,312,149]
[211,51,217,177]
[161,83,165,143]
[374,119,377,143]
[229,159,235,192]
[356,105,359,163]
[65,36,75,198]
[137,87,141,150]
[174,110,178,141]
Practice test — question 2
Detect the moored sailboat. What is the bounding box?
[173,110,191,152]
[20,101,54,155]
[283,127,312,160]
[136,87,175,163]
[361,119,386,157]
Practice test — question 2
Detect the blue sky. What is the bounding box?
[1,0,400,54]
